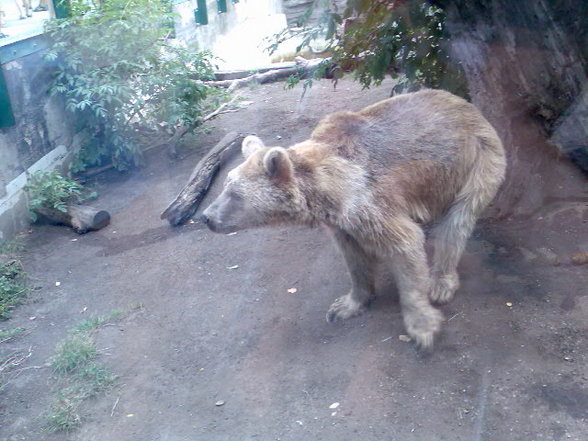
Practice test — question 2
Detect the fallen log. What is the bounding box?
[161,132,244,226]
[214,61,297,81]
[206,57,330,92]
[35,205,111,234]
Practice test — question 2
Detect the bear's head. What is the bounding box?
[201,135,305,233]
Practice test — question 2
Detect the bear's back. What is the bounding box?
[309,89,491,172]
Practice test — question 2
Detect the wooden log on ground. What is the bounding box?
[214,62,297,81]
[35,205,111,234]
[161,132,244,227]
[206,57,329,92]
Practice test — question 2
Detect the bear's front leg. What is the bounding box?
[390,222,444,348]
[326,229,376,322]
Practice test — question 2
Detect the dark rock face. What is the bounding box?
[551,88,588,174]
[438,0,588,218]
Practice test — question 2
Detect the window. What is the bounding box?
[194,0,208,25]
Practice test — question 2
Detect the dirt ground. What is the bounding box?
[1,78,587,441]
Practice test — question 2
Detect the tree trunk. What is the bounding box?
[35,205,111,234]
[161,132,245,226]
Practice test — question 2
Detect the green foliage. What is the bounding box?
[46,393,82,432]
[47,311,122,432]
[0,327,25,342]
[0,273,28,320]
[269,0,464,95]
[0,239,24,255]
[71,310,124,333]
[52,333,98,375]
[45,0,218,172]
[25,170,96,221]
[0,258,28,320]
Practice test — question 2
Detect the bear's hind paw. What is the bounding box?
[430,273,459,304]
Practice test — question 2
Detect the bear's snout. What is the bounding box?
[199,212,211,226]
[200,211,219,232]
[200,208,235,234]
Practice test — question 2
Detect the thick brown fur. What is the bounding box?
[202,89,506,348]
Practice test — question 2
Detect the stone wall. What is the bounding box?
[0,36,78,240]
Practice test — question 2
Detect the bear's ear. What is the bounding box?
[242,135,265,158]
[263,147,293,182]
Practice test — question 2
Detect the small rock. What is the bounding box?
[398,334,412,343]
[329,402,340,409]
[215,400,225,407]
[518,247,537,262]
[536,247,561,265]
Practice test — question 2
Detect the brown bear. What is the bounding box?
[201,89,506,348]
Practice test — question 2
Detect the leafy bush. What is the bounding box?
[25,170,96,221]
[45,0,218,172]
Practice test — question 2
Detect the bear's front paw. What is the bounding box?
[403,305,444,349]
[430,272,459,304]
[326,294,366,323]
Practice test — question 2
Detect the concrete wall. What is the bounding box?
[0,37,77,240]
[173,0,288,70]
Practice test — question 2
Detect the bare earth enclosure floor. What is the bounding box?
[1,79,587,441]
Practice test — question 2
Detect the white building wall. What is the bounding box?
[173,0,292,70]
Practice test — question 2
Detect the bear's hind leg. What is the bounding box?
[429,204,475,304]
[430,137,505,304]
[326,229,376,322]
